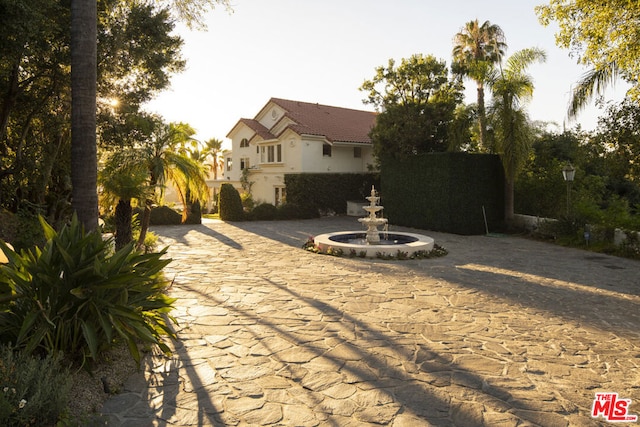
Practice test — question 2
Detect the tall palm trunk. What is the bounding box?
[70,0,98,231]
[115,198,133,250]
[504,178,515,224]
[477,84,488,151]
[136,174,156,250]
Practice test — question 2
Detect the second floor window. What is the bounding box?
[226,157,232,171]
[260,144,282,163]
[323,144,332,157]
[240,138,250,148]
[240,157,250,170]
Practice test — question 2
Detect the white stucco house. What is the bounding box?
[221,98,377,206]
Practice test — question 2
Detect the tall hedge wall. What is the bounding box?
[285,173,379,215]
[381,153,504,235]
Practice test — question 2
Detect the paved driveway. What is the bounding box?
[101,216,640,426]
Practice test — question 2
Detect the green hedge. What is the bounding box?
[381,153,504,235]
[285,173,379,215]
[133,206,182,225]
[219,183,244,221]
[250,203,278,220]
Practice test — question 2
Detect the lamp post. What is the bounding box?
[562,163,575,215]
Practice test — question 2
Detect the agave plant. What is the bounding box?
[0,215,176,366]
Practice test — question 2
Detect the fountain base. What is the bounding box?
[314,231,434,258]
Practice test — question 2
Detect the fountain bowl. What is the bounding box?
[314,230,434,258]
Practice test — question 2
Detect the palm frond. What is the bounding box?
[568,62,619,120]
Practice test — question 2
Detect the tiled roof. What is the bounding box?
[270,98,376,144]
[237,118,276,141]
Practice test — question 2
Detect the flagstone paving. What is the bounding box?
[99,216,640,426]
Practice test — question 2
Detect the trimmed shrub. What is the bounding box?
[0,345,71,426]
[219,183,244,221]
[276,203,318,219]
[133,206,182,225]
[182,201,202,225]
[251,203,278,220]
[381,153,504,235]
[150,206,182,225]
[285,173,379,215]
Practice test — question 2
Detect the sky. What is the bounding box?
[145,0,628,148]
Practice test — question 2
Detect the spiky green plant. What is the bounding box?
[0,215,176,366]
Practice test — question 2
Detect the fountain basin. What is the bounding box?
[314,231,434,258]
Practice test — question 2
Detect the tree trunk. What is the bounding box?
[136,199,152,250]
[70,0,98,231]
[504,178,515,227]
[477,84,488,152]
[114,198,133,250]
[0,62,20,146]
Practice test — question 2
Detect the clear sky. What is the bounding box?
[145,0,627,147]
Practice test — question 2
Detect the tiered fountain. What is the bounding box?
[358,186,388,244]
[314,186,434,257]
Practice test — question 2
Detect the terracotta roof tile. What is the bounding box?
[269,98,376,144]
[237,118,276,141]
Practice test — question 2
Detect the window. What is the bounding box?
[354,147,362,158]
[226,157,232,171]
[323,143,332,157]
[240,138,250,148]
[275,187,286,206]
[260,144,282,163]
[240,157,250,170]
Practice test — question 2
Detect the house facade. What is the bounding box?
[223,98,377,206]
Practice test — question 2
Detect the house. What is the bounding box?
[222,98,377,206]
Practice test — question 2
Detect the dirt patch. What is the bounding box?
[67,344,140,423]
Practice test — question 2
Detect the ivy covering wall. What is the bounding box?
[381,153,504,235]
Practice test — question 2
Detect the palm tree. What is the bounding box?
[452,19,507,151]
[203,138,224,180]
[70,0,98,231]
[99,152,150,250]
[488,48,547,222]
[136,121,208,248]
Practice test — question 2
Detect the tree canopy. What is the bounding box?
[0,0,185,221]
[360,54,463,160]
[536,1,640,100]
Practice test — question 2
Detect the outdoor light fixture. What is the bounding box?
[562,163,576,182]
[562,163,575,215]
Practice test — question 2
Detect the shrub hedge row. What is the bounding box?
[381,153,504,235]
[285,173,379,215]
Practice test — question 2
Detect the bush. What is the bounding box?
[150,206,182,225]
[132,206,182,226]
[182,201,202,225]
[219,183,244,221]
[285,173,378,215]
[0,215,176,366]
[277,203,319,219]
[251,203,278,220]
[240,192,255,212]
[0,211,45,251]
[0,344,71,426]
[0,210,18,245]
